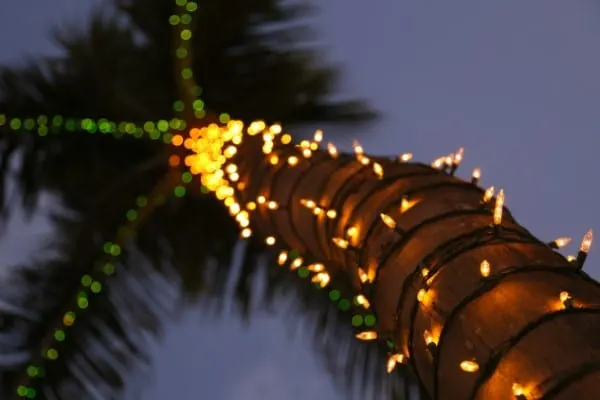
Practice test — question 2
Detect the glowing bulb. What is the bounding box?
[302,148,312,158]
[327,143,338,158]
[399,153,413,162]
[308,263,325,272]
[480,260,490,277]
[424,330,435,345]
[373,162,384,179]
[380,213,397,229]
[269,155,279,165]
[300,199,316,209]
[493,189,504,225]
[512,383,527,399]
[460,360,479,373]
[346,226,358,240]
[333,237,349,249]
[353,140,364,156]
[482,186,495,203]
[560,291,574,309]
[431,156,445,169]
[454,148,464,165]
[550,237,571,249]
[355,294,370,309]
[277,251,288,265]
[265,236,276,246]
[417,289,427,303]
[356,331,377,341]
[312,272,330,287]
[357,268,369,283]
[313,130,323,142]
[326,209,337,219]
[580,229,593,253]
[257,196,266,204]
[241,228,252,238]
[287,156,299,166]
[290,257,303,270]
[471,168,481,184]
[246,201,257,210]
[400,197,420,213]
[386,353,405,373]
[267,201,279,210]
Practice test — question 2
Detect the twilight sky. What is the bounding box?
[2,0,600,399]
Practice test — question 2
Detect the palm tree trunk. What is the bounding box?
[229,133,600,400]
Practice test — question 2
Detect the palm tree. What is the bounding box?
[0,1,419,400]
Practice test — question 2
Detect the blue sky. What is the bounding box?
[2,0,600,399]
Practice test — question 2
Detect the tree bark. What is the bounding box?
[231,132,600,400]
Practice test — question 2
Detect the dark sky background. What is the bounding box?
[2,1,600,399]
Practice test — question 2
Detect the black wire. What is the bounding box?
[359,180,490,267]
[467,307,600,400]
[374,210,493,283]
[434,265,600,400]
[276,152,330,254]
[312,157,356,259]
[399,226,543,387]
[541,361,600,399]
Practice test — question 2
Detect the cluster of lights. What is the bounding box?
[339,152,596,397]
[5,82,597,400]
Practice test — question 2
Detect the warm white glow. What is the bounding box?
[431,156,445,169]
[552,237,571,248]
[399,153,413,162]
[353,140,364,156]
[512,383,526,398]
[357,268,369,283]
[400,197,420,213]
[355,294,370,309]
[312,272,330,288]
[241,228,252,238]
[472,168,481,180]
[300,199,316,209]
[580,228,593,253]
[326,209,337,219]
[482,186,495,203]
[327,143,338,158]
[454,147,464,165]
[373,162,384,178]
[308,263,325,272]
[356,331,378,341]
[493,189,504,225]
[277,251,288,265]
[290,257,303,270]
[313,130,323,142]
[423,330,437,345]
[380,213,397,229]
[386,353,405,373]
[460,360,479,372]
[265,236,276,246]
[480,260,491,277]
[346,226,358,240]
[333,237,349,249]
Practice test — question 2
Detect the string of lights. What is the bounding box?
[2,0,599,398]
